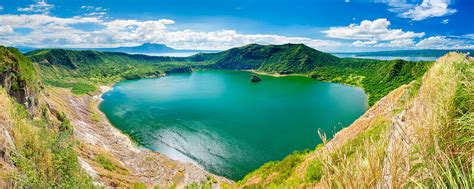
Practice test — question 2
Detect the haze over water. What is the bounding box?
[100,70,368,180]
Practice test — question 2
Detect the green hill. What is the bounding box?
[207,43,339,73]
[200,44,432,105]
[25,49,204,94]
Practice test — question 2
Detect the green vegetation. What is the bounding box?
[26,49,211,94]
[0,47,93,188]
[239,150,311,186]
[95,154,117,171]
[304,159,323,182]
[0,46,41,106]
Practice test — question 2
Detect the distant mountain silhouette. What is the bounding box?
[17,43,217,54]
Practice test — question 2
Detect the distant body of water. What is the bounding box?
[128,52,200,57]
[99,70,368,180]
[333,54,438,61]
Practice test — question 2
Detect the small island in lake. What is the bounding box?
[251,75,262,82]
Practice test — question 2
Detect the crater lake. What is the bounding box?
[99,70,368,180]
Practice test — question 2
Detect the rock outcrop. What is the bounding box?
[251,75,261,82]
[0,46,40,110]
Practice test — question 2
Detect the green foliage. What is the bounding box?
[95,154,117,171]
[305,159,323,182]
[311,59,432,105]
[240,150,311,186]
[0,46,42,105]
[11,114,93,188]
[71,82,97,95]
[132,182,148,189]
[26,49,206,94]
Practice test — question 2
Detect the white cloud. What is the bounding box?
[81,6,108,11]
[17,0,54,14]
[0,14,342,51]
[0,5,4,11]
[0,25,14,35]
[381,0,456,21]
[463,34,474,39]
[416,36,474,49]
[441,19,449,24]
[323,18,425,41]
[376,39,415,47]
[352,40,377,47]
[80,6,109,19]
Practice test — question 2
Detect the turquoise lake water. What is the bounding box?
[99,70,368,180]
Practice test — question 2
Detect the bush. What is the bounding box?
[305,159,323,182]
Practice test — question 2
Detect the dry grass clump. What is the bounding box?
[403,53,473,187]
[316,53,472,188]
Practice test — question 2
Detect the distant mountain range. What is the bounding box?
[17,43,218,54]
[335,49,474,57]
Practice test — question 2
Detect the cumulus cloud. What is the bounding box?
[0,25,14,35]
[323,18,425,41]
[0,14,342,50]
[352,40,377,47]
[416,36,474,49]
[17,0,54,14]
[376,39,415,47]
[379,0,456,21]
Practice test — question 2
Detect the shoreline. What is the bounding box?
[244,69,308,77]
[61,79,234,187]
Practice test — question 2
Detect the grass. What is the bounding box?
[95,154,117,171]
[404,54,473,188]
[320,115,390,188]
[239,150,311,187]
[1,89,94,188]
[304,159,323,182]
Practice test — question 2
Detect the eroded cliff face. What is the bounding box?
[0,47,40,110]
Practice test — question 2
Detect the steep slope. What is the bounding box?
[0,47,41,109]
[239,53,473,188]
[0,47,93,188]
[1,47,232,188]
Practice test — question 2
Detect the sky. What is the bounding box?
[0,0,473,52]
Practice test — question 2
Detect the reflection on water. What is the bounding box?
[99,70,368,180]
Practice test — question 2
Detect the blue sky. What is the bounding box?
[0,0,473,52]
